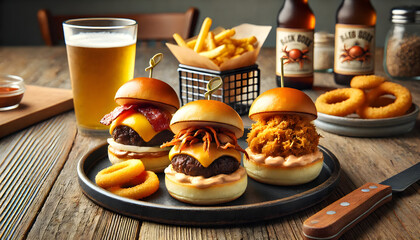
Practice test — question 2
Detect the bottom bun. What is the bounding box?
[164,166,247,205]
[108,147,170,173]
[243,153,324,185]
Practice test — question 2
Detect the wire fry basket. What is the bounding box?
[178,64,260,115]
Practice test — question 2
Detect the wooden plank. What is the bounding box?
[0,112,76,239]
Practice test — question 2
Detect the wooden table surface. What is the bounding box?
[0,46,419,240]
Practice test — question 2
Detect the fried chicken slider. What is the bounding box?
[161,100,248,205]
[100,77,180,172]
[244,87,323,185]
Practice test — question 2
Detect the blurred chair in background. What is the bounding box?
[37,7,199,46]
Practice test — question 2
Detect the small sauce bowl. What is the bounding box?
[0,75,25,111]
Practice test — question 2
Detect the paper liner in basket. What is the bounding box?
[166,24,272,71]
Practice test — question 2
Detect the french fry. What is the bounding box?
[198,44,227,59]
[221,38,233,45]
[245,44,255,52]
[247,36,258,45]
[214,29,236,44]
[172,33,188,47]
[232,36,257,45]
[194,17,212,52]
[234,47,245,56]
[226,43,236,52]
[215,56,228,66]
[206,32,216,50]
[186,39,196,49]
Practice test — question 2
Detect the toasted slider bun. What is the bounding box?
[170,100,244,138]
[246,87,322,185]
[165,100,246,204]
[107,146,170,173]
[114,77,180,113]
[243,152,324,185]
[165,166,248,205]
[249,87,317,121]
[107,77,179,172]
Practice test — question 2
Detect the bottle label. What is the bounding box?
[334,24,375,75]
[276,28,314,77]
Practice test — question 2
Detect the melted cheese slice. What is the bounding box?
[169,143,241,168]
[109,112,158,142]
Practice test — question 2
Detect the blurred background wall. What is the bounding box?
[1,0,418,47]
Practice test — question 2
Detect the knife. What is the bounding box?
[302,162,420,240]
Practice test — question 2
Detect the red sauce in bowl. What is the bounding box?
[0,88,24,109]
[0,75,25,110]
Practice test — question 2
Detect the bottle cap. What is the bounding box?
[391,6,420,23]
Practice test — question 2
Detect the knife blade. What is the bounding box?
[302,162,420,240]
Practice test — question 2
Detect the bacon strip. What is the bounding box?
[137,106,171,132]
[100,104,171,132]
[100,105,133,125]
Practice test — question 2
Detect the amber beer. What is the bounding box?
[334,0,376,85]
[63,18,137,134]
[276,0,315,89]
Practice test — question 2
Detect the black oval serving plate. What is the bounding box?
[77,141,340,226]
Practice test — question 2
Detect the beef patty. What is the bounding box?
[112,125,174,147]
[171,154,240,178]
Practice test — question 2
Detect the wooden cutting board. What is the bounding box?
[0,85,73,138]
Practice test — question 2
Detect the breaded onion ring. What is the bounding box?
[350,75,385,90]
[357,82,412,119]
[95,159,145,188]
[315,88,365,116]
[108,171,159,199]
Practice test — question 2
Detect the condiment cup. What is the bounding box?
[0,74,25,111]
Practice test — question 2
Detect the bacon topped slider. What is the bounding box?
[244,87,323,185]
[161,100,247,205]
[100,77,180,172]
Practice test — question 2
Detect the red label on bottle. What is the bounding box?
[334,24,375,75]
[276,28,314,77]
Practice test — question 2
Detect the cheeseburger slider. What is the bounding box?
[100,77,180,172]
[161,100,248,205]
[244,87,323,185]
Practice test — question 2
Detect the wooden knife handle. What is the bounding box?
[302,182,392,240]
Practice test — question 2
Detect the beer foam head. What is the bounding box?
[66,32,136,48]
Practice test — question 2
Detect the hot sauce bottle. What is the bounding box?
[276,0,315,90]
[334,0,376,85]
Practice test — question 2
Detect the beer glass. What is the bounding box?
[63,18,137,134]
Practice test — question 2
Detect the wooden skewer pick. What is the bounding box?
[145,53,163,78]
[280,57,284,88]
[204,77,223,100]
